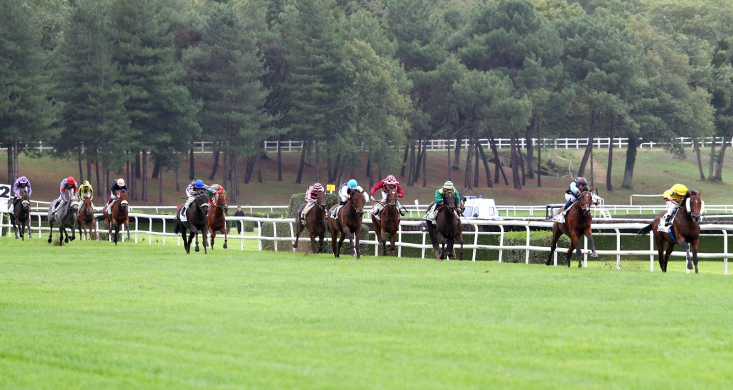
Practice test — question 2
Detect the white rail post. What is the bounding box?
[615,229,621,270]
[650,232,654,272]
[525,226,530,264]
[583,236,588,268]
[724,229,728,276]
[289,222,296,252]
[148,217,152,244]
[163,218,166,245]
[135,217,139,243]
[257,222,262,251]
[421,231,426,259]
[498,225,505,263]
[472,222,478,261]
[273,221,278,251]
[397,225,403,258]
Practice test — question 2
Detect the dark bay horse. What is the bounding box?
[174,192,210,254]
[293,190,328,253]
[545,189,598,267]
[10,187,32,240]
[426,189,463,260]
[104,190,130,245]
[47,193,80,246]
[77,196,96,240]
[372,185,401,256]
[638,190,703,273]
[207,190,229,249]
[328,190,366,258]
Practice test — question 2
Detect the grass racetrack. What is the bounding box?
[1,239,732,389]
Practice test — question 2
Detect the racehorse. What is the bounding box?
[426,189,463,260]
[293,190,328,253]
[10,187,32,240]
[637,190,703,273]
[174,191,210,254]
[328,189,366,258]
[47,192,80,246]
[77,196,96,241]
[207,190,229,250]
[371,185,401,256]
[103,190,130,245]
[545,189,598,267]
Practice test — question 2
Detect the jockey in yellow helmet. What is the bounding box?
[658,184,689,233]
[79,180,94,201]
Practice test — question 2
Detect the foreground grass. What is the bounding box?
[1,239,731,389]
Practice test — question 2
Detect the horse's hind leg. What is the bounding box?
[691,239,700,274]
[664,240,675,273]
[222,226,227,250]
[586,229,598,257]
[546,227,562,266]
[48,221,54,243]
[566,240,576,267]
[680,240,693,271]
[293,222,304,249]
[201,229,208,255]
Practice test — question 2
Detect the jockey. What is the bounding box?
[105,178,128,214]
[51,177,78,216]
[551,176,590,222]
[658,184,689,233]
[183,179,215,213]
[333,179,369,218]
[301,182,325,222]
[370,175,405,217]
[79,180,94,201]
[9,176,32,215]
[424,181,461,224]
[207,184,225,204]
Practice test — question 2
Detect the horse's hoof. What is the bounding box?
[591,252,598,258]
[223,243,227,249]
[195,247,200,252]
[292,244,297,249]
[69,237,75,242]
[47,238,52,243]
[64,238,69,243]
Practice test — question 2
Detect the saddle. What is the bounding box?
[178,204,188,222]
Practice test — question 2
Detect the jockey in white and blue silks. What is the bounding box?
[333,179,369,217]
[551,177,589,222]
[183,179,215,213]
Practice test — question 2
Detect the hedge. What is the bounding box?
[500,231,571,264]
[287,192,339,219]
[261,219,369,255]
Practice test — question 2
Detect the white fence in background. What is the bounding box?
[4,137,730,154]
[1,211,729,275]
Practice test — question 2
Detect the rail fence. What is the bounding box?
[1,211,729,275]
[4,137,731,154]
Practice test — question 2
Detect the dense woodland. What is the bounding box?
[2,0,733,202]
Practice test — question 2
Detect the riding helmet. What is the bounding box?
[194,179,205,189]
[117,178,125,187]
[576,177,587,186]
[67,177,76,186]
[385,175,397,184]
[83,180,91,186]
[443,180,454,188]
[314,183,323,189]
[18,176,28,184]
[347,179,358,189]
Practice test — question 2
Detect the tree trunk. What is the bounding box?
[621,137,639,189]
[277,134,282,181]
[315,140,321,183]
[159,167,163,204]
[209,148,220,181]
[95,157,101,200]
[407,141,416,186]
[142,150,148,202]
[175,166,180,192]
[694,138,705,180]
[477,142,493,188]
[126,158,130,197]
[230,152,237,201]
[152,158,161,179]
[510,131,521,190]
[78,147,84,182]
[305,140,312,167]
[447,142,451,181]
[7,144,13,183]
[520,151,526,187]
[135,151,141,179]
[295,142,307,184]
[452,130,463,170]
[189,147,195,180]
[365,157,372,178]
[537,136,542,188]
[606,115,614,191]
[714,137,728,181]
[369,157,375,189]
[577,108,596,177]
[708,138,716,180]
[400,142,409,177]
[414,137,423,182]
[464,137,475,191]
[422,147,427,187]
[473,143,480,188]
[222,148,228,190]
[326,147,332,183]
[330,154,341,183]
[102,169,109,204]
[131,151,137,201]
[487,129,509,185]
[244,155,255,184]
[13,138,18,182]
[256,150,263,183]
[87,157,92,187]
[525,116,535,179]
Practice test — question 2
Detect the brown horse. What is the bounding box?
[426,189,463,260]
[103,190,130,245]
[637,191,703,273]
[76,196,97,240]
[545,189,598,267]
[207,190,229,249]
[293,190,328,253]
[371,185,401,256]
[10,187,32,240]
[328,190,366,258]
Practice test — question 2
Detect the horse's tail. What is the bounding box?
[637,223,653,236]
[174,223,180,234]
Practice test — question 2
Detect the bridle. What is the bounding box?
[577,191,593,216]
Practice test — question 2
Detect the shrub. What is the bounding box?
[287,193,339,219]
[261,219,369,255]
[501,231,570,264]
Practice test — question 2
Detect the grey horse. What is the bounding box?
[47,193,80,246]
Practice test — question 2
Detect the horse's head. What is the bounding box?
[82,196,93,215]
[386,184,398,208]
[685,190,704,222]
[196,191,211,213]
[118,190,129,209]
[219,192,229,214]
[316,190,327,210]
[443,189,458,211]
[350,189,365,216]
[69,193,80,213]
[19,187,30,210]
[578,189,594,216]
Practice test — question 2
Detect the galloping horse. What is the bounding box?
[293,190,328,253]
[372,185,401,256]
[174,191,210,254]
[77,196,96,240]
[426,189,463,260]
[638,190,703,273]
[207,190,229,249]
[328,190,366,258]
[103,190,130,245]
[545,189,598,267]
[47,192,80,246]
[10,187,32,240]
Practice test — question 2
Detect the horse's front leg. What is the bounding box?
[680,240,693,271]
[389,230,397,256]
[569,230,582,268]
[691,239,700,274]
[585,228,597,257]
[187,230,196,254]
[126,221,131,241]
[222,225,228,250]
[192,226,200,252]
[48,220,54,243]
[354,226,361,259]
[208,226,216,250]
[201,228,208,255]
[292,220,304,249]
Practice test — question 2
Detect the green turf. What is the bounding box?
[1,238,731,389]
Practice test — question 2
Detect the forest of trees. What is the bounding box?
[2,0,733,202]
